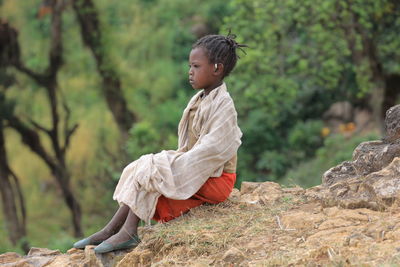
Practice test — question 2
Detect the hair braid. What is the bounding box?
[192,31,247,78]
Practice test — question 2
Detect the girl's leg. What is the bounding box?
[85,204,130,243]
[100,208,140,245]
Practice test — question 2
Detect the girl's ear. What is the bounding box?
[214,63,224,76]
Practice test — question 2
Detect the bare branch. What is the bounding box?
[72,0,137,137]
[63,123,79,153]
[47,0,65,77]
[8,168,27,231]
[7,115,56,170]
[28,118,51,135]
[58,84,78,153]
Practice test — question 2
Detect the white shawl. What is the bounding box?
[113,83,242,222]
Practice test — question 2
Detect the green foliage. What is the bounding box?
[288,120,324,158]
[281,132,379,188]
[0,0,233,253]
[0,91,15,119]
[46,233,76,253]
[126,121,160,160]
[223,0,399,181]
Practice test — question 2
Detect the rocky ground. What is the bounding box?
[2,181,400,266]
[2,104,400,266]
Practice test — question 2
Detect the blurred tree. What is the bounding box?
[72,0,137,139]
[224,0,400,181]
[0,92,29,253]
[0,1,82,237]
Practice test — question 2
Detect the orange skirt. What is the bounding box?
[152,172,236,223]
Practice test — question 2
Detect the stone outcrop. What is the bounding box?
[384,104,400,142]
[315,104,400,211]
[234,181,304,205]
[0,246,132,267]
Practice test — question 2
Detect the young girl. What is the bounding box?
[73,33,247,253]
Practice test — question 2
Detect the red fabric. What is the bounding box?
[153,172,236,222]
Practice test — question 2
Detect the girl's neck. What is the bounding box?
[203,81,223,96]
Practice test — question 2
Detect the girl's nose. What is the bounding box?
[188,67,193,75]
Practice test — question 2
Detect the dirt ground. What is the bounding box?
[3,184,400,267]
[121,189,400,266]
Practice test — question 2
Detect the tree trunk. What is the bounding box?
[340,2,386,133]
[383,74,400,116]
[0,1,83,237]
[54,166,83,237]
[72,0,137,138]
[0,120,29,252]
[7,113,83,237]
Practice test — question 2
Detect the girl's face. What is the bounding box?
[188,47,222,93]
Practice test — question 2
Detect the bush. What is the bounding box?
[281,132,379,188]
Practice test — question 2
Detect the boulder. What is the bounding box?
[322,161,357,186]
[0,246,133,267]
[240,182,261,195]
[221,247,245,264]
[383,104,400,143]
[239,181,283,205]
[0,252,23,265]
[317,104,400,211]
[319,157,400,211]
[352,140,400,176]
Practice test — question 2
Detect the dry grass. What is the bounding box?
[126,194,400,266]
[134,196,305,266]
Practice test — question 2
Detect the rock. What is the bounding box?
[0,252,22,265]
[352,140,400,176]
[305,185,329,201]
[317,104,400,211]
[239,193,261,205]
[253,181,281,194]
[281,211,325,231]
[240,182,261,195]
[116,249,153,267]
[222,247,245,264]
[84,246,103,267]
[84,245,132,267]
[320,157,400,211]
[384,104,400,143]
[323,161,357,186]
[239,182,283,205]
[0,245,133,267]
[367,157,400,203]
[322,179,381,210]
[281,186,304,194]
[317,218,354,230]
[27,248,61,257]
[2,247,62,267]
[306,226,359,246]
[257,183,282,204]
[227,188,240,202]
[344,233,374,247]
[46,254,79,267]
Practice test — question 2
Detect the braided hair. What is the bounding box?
[192,31,247,78]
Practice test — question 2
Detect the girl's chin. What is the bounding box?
[190,84,201,90]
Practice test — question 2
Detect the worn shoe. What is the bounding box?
[94,235,141,254]
[73,237,102,249]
